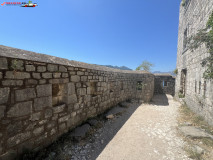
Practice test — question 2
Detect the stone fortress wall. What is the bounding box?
[0,45,154,159]
[175,0,213,125]
[154,74,175,96]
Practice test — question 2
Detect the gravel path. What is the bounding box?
[97,94,191,160]
[32,94,191,160]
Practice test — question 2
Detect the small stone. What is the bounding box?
[59,66,67,72]
[25,79,38,85]
[106,114,114,119]
[0,72,2,79]
[32,73,41,79]
[53,104,65,113]
[7,132,31,147]
[25,65,35,71]
[53,72,61,78]
[42,73,52,79]
[33,126,44,136]
[37,66,46,72]
[47,64,58,72]
[45,109,53,118]
[30,112,41,121]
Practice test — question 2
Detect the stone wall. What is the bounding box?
[154,74,175,96]
[0,45,154,159]
[175,0,213,125]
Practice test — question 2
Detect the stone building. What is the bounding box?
[175,0,213,125]
[0,45,154,159]
[154,74,175,96]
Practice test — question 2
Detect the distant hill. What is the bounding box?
[153,71,176,76]
[101,65,132,71]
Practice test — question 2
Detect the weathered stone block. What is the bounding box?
[49,78,69,84]
[7,132,31,147]
[47,64,58,72]
[25,79,38,85]
[59,66,67,72]
[66,94,78,104]
[5,71,30,79]
[37,66,46,72]
[81,76,87,81]
[0,72,2,79]
[39,79,46,84]
[53,104,65,113]
[58,115,70,123]
[30,112,41,121]
[59,123,66,131]
[42,73,52,79]
[2,80,23,86]
[15,88,36,101]
[7,121,23,136]
[71,75,80,82]
[66,82,75,95]
[32,73,41,79]
[26,65,35,71]
[45,109,53,118]
[7,101,32,117]
[47,121,56,129]
[34,97,52,111]
[77,88,87,95]
[77,71,84,75]
[53,72,61,78]
[0,58,8,69]
[62,73,68,78]
[11,59,24,71]
[33,126,44,136]
[0,87,10,104]
[0,105,6,119]
[36,84,52,97]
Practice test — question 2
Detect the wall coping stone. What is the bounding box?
[0,45,152,75]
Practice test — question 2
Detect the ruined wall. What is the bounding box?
[175,0,213,125]
[154,74,175,96]
[0,45,154,159]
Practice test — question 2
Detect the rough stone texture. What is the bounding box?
[0,46,154,159]
[7,101,32,117]
[5,71,30,79]
[25,65,35,71]
[36,84,52,97]
[0,105,6,119]
[2,80,23,86]
[175,0,213,126]
[0,88,10,104]
[154,74,175,96]
[71,124,91,141]
[0,58,8,69]
[34,97,52,111]
[15,88,36,101]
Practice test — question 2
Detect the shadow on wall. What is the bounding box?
[151,94,169,106]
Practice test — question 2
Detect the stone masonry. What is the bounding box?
[154,74,175,96]
[175,0,213,125]
[0,45,154,159]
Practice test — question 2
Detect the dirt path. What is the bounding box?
[97,94,191,160]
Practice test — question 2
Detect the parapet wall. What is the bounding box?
[0,45,154,159]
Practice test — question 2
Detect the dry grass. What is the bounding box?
[178,103,213,160]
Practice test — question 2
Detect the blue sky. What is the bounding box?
[0,0,181,72]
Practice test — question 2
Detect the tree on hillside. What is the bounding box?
[136,60,154,72]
